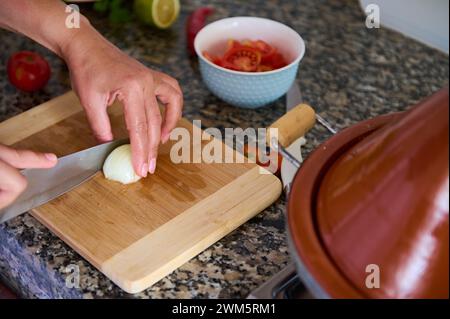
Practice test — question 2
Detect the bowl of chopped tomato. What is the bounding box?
[194,17,305,108]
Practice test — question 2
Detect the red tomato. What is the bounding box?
[264,52,288,69]
[202,51,223,66]
[227,39,243,50]
[203,38,288,72]
[223,46,261,72]
[187,7,214,56]
[7,51,51,92]
[252,40,276,56]
[245,40,280,67]
[257,65,274,72]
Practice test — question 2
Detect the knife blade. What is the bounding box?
[286,82,338,134]
[0,138,128,224]
[286,81,303,112]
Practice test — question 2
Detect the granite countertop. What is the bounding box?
[0,0,448,299]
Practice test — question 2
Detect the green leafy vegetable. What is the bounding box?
[93,0,132,24]
[93,0,109,13]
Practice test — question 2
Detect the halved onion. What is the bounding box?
[103,144,142,184]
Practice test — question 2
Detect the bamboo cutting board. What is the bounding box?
[0,92,282,293]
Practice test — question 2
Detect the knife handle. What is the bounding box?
[267,103,316,148]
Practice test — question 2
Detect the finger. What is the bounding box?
[155,83,183,144]
[0,160,27,209]
[153,71,182,95]
[82,93,114,143]
[121,89,149,178]
[161,75,183,96]
[144,94,162,174]
[0,144,57,169]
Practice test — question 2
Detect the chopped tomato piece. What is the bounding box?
[241,40,253,47]
[264,52,287,69]
[252,40,275,55]
[203,38,288,72]
[257,65,274,72]
[203,51,215,62]
[227,39,242,50]
[223,46,261,72]
[203,51,220,64]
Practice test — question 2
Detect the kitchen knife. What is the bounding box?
[286,82,337,134]
[286,81,304,112]
[0,138,128,224]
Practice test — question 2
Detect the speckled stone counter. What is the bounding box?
[0,0,448,299]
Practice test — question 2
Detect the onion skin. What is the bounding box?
[103,144,142,184]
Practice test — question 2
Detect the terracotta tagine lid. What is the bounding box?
[288,87,449,298]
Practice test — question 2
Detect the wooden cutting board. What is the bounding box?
[0,92,281,293]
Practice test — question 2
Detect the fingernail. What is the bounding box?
[45,153,57,162]
[149,158,156,174]
[161,133,170,144]
[140,163,148,177]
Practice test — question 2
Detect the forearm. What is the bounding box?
[0,0,99,58]
[0,1,183,177]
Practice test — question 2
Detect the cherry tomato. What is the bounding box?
[223,46,261,72]
[7,51,51,92]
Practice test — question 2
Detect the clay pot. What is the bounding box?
[288,88,449,298]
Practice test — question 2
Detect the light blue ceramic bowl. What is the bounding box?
[195,17,306,109]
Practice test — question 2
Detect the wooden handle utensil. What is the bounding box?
[267,103,316,148]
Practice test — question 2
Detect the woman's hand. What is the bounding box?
[0,144,57,210]
[0,1,183,178]
[64,29,183,177]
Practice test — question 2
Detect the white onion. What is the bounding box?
[103,144,142,184]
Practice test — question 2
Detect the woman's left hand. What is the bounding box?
[64,24,183,177]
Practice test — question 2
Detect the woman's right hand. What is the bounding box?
[0,144,57,210]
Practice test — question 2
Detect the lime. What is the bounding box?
[134,0,180,29]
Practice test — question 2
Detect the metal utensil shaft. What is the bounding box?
[316,114,338,134]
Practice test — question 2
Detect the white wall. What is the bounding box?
[360,0,449,53]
